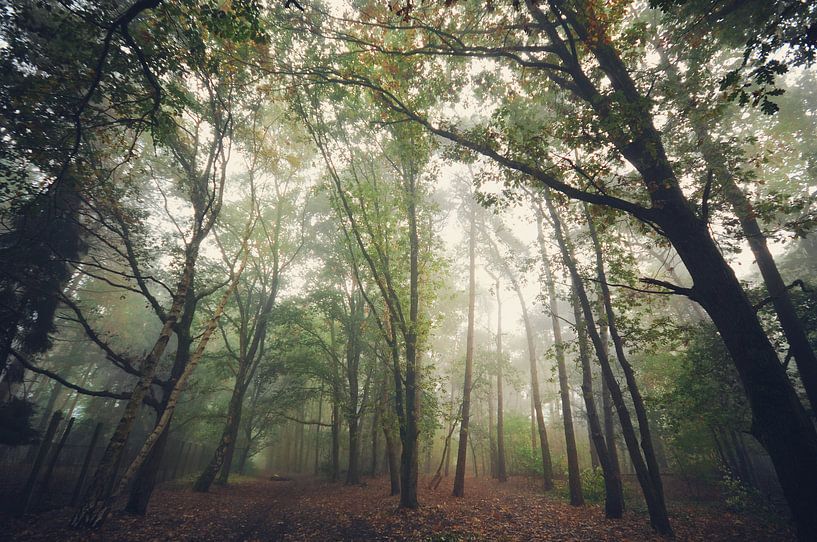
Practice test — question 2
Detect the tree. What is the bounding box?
[453,191,477,497]
[70,63,236,528]
[535,211,583,505]
[543,191,672,535]
[489,273,508,483]
[298,100,437,506]
[193,107,309,492]
[485,222,554,492]
[282,4,817,536]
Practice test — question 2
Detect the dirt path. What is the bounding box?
[2,476,793,541]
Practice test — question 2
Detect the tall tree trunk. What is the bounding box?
[125,420,172,515]
[347,416,360,484]
[238,442,252,475]
[381,386,401,495]
[488,378,496,478]
[656,41,817,413]
[599,317,623,509]
[70,251,197,529]
[584,205,668,519]
[330,322,341,482]
[314,386,323,475]
[384,424,401,495]
[399,170,421,509]
[495,278,508,483]
[571,294,624,517]
[445,380,454,478]
[296,402,306,473]
[715,148,817,412]
[587,422,600,470]
[331,390,340,482]
[537,215,583,505]
[345,295,364,485]
[126,289,196,515]
[371,398,380,476]
[530,393,537,457]
[453,202,477,497]
[544,194,672,535]
[193,380,246,492]
[520,288,553,490]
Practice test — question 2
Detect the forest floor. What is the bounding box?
[2,475,794,541]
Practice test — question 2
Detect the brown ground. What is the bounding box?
[1,476,794,541]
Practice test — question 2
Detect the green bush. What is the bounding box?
[580,467,606,503]
[718,472,769,514]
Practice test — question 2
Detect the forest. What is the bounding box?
[0,0,815,540]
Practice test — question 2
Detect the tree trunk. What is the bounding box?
[126,292,196,515]
[571,294,624,517]
[331,386,340,482]
[380,379,400,495]
[537,215,583,505]
[238,441,252,475]
[666,205,817,540]
[469,436,478,477]
[330,321,341,482]
[382,410,401,495]
[544,194,672,535]
[495,278,508,483]
[399,170,421,509]
[370,399,380,476]
[599,320,623,510]
[588,422,600,470]
[345,295,364,485]
[346,415,360,484]
[488,378,496,479]
[585,205,668,518]
[193,382,246,492]
[314,386,323,476]
[508,269,553,491]
[70,251,197,529]
[445,380,454,478]
[453,202,477,497]
[124,421,171,515]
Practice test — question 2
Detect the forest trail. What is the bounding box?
[3,475,792,541]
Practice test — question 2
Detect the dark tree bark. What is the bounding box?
[657,44,817,413]
[453,202,477,497]
[588,422,600,470]
[344,290,366,485]
[544,193,672,535]
[537,214,583,505]
[314,386,324,475]
[584,205,669,520]
[399,168,421,509]
[487,378,496,478]
[193,372,246,492]
[381,386,401,495]
[598,321,623,509]
[370,395,380,476]
[126,283,197,515]
[331,385,341,482]
[571,293,624,517]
